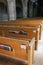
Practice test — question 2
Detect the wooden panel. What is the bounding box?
[0,18,42,27]
[3,26,36,39]
[0,25,40,50]
[0,18,42,40]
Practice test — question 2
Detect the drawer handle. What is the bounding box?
[9,30,27,35]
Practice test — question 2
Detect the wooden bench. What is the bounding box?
[0,18,42,50]
[8,19,42,40]
[0,18,42,40]
[0,25,40,50]
[0,37,35,65]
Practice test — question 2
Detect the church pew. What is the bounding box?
[0,18,42,40]
[0,25,40,50]
[8,19,42,40]
[0,18,42,50]
[0,37,35,65]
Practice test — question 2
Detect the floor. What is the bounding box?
[34,31,43,65]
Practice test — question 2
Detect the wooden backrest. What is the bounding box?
[0,37,28,60]
[0,19,41,27]
[0,19,41,40]
[0,26,39,40]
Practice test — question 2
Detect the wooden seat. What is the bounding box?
[0,37,35,65]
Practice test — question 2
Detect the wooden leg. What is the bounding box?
[32,44,35,63]
[35,41,38,50]
[39,25,42,40]
[28,47,32,65]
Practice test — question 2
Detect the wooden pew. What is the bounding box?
[0,18,42,50]
[0,18,42,40]
[0,37,35,65]
[8,19,42,40]
[0,25,39,50]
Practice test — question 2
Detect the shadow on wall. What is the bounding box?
[37,0,43,17]
[0,2,8,21]
[16,7,23,18]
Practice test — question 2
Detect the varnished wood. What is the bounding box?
[0,18,42,50]
[0,37,35,65]
[0,25,40,50]
[0,18,42,40]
